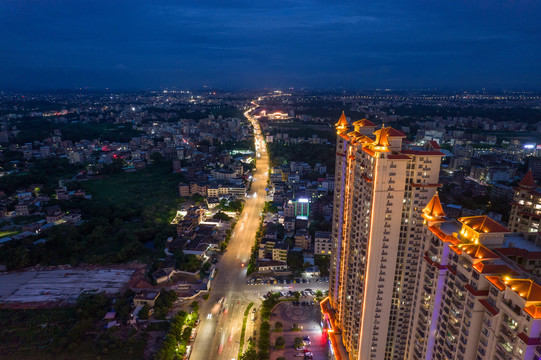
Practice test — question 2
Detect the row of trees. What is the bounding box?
[155,302,199,360]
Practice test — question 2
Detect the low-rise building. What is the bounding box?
[258,259,288,273]
[133,292,160,307]
[314,231,332,255]
[294,229,310,250]
[272,242,289,262]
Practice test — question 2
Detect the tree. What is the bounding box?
[139,304,150,319]
[314,254,330,277]
[181,326,192,343]
[287,251,304,274]
[274,321,283,331]
[213,211,231,221]
[294,337,304,348]
[240,347,258,360]
[315,290,323,298]
[275,336,285,348]
[191,301,199,313]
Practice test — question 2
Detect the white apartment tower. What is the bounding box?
[328,112,443,359]
[407,199,541,360]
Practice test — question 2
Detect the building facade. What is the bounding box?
[509,170,541,233]
[407,197,541,360]
[328,113,443,359]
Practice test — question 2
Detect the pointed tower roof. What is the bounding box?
[373,127,390,148]
[422,193,445,220]
[335,111,349,131]
[519,170,537,189]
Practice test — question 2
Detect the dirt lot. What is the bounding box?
[0,265,138,306]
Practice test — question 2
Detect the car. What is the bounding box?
[303,336,311,340]
[296,347,305,351]
[296,353,305,357]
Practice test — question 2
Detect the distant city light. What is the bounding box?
[298,198,309,203]
[524,144,535,149]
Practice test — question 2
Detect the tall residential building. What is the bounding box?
[328,112,443,359]
[509,170,541,233]
[407,196,541,360]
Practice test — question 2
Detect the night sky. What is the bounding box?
[1,0,540,90]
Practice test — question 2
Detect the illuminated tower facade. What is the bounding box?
[509,170,541,233]
[328,112,443,359]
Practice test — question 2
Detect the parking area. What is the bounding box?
[247,277,329,286]
[270,301,328,360]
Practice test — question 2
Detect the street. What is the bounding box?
[190,104,268,360]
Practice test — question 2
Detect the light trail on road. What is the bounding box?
[190,98,271,360]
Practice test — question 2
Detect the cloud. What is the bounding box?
[0,0,539,89]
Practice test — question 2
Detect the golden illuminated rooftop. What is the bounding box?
[502,278,541,302]
[422,193,445,220]
[373,127,390,148]
[525,305,541,319]
[335,111,348,132]
[352,118,376,127]
[460,244,499,260]
[458,216,510,234]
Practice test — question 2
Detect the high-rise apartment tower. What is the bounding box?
[328,112,443,359]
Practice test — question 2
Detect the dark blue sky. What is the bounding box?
[1,0,540,90]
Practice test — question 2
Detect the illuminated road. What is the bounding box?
[190,102,269,360]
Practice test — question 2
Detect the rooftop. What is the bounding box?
[458,215,510,234]
[460,244,500,260]
[502,278,541,302]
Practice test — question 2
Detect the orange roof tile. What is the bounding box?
[472,263,515,274]
[335,111,348,129]
[449,245,462,255]
[458,216,510,233]
[519,170,537,188]
[427,225,460,245]
[486,276,506,291]
[524,305,541,319]
[353,135,374,145]
[503,279,541,302]
[352,118,376,127]
[460,244,499,260]
[422,194,445,219]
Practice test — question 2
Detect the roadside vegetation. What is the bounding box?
[246,216,264,275]
[238,302,254,357]
[154,302,199,360]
